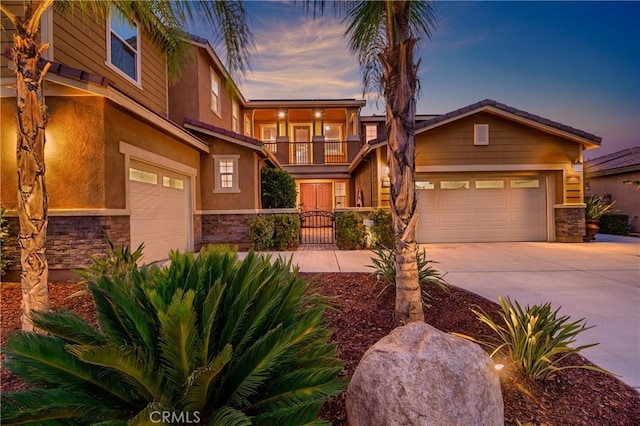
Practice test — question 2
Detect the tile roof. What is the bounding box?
[415,99,602,144]
[585,146,640,175]
[183,117,264,147]
[3,48,110,87]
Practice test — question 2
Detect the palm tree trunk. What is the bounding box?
[11,3,52,332]
[382,1,424,326]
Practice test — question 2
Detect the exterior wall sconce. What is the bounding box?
[572,160,583,173]
[278,111,285,118]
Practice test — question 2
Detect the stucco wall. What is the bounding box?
[103,101,201,209]
[1,96,107,210]
[199,139,259,211]
[586,171,640,232]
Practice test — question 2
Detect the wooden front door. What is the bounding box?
[300,183,332,212]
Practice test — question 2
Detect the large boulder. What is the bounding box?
[346,322,503,426]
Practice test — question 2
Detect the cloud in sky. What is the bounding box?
[239,15,363,100]
[189,1,639,156]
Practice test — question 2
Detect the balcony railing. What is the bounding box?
[265,140,360,166]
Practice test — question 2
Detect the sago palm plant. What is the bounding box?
[2,246,343,425]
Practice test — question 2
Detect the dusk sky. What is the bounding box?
[189,1,640,159]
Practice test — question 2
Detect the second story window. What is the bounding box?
[365,124,378,143]
[108,7,139,83]
[232,101,239,132]
[210,70,220,115]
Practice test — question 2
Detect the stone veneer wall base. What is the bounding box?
[3,216,130,281]
[554,206,585,243]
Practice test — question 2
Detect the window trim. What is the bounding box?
[213,155,240,193]
[365,124,378,142]
[106,6,141,86]
[210,69,221,116]
[232,100,239,132]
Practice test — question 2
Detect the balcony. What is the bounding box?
[266,140,361,166]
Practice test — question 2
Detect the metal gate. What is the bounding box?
[300,210,335,245]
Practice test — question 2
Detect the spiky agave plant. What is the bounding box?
[2,246,344,425]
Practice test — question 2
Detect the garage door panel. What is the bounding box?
[130,161,190,263]
[417,175,547,243]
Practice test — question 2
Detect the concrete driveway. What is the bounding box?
[244,235,640,390]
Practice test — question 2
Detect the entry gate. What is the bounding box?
[300,210,335,245]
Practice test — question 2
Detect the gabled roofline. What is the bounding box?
[183,117,283,169]
[415,99,602,148]
[348,140,386,173]
[188,34,247,105]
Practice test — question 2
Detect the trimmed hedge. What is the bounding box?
[370,208,394,248]
[335,211,365,250]
[249,214,300,250]
[598,214,629,236]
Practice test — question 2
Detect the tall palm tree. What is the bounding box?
[0,0,252,332]
[311,0,436,325]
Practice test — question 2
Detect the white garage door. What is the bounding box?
[416,176,547,243]
[129,161,190,263]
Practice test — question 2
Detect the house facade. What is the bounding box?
[1,5,602,278]
[351,100,601,243]
[585,146,640,233]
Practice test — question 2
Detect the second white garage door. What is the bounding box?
[416,176,547,243]
[129,161,191,263]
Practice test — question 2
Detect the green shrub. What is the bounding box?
[261,167,297,208]
[598,214,630,236]
[248,215,274,250]
[370,208,394,248]
[335,211,365,250]
[272,213,301,250]
[368,246,448,301]
[462,296,607,381]
[0,206,10,276]
[2,246,343,425]
[249,214,300,251]
[585,195,616,220]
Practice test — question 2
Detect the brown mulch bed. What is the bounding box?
[2,274,639,425]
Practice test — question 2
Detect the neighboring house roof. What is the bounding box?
[3,48,110,87]
[585,146,640,177]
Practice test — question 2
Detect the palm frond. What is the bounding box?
[1,388,129,425]
[3,333,139,404]
[208,406,252,426]
[30,308,106,346]
[200,280,228,364]
[89,277,157,351]
[183,344,233,411]
[67,344,163,402]
[157,289,199,389]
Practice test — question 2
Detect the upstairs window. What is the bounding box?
[232,101,239,132]
[365,124,378,142]
[108,7,139,83]
[210,70,220,115]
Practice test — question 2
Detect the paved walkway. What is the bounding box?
[241,235,640,390]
